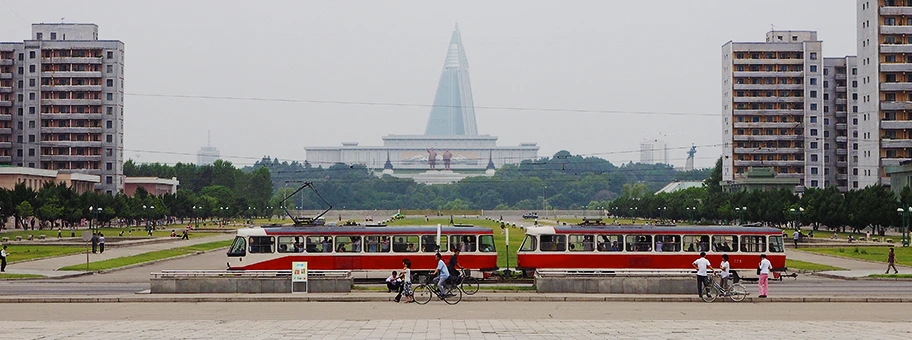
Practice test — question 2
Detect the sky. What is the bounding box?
[0,0,858,169]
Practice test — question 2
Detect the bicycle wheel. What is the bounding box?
[728,283,748,302]
[442,283,462,305]
[460,277,480,295]
[413,284,433,305]
[701,286,717,303]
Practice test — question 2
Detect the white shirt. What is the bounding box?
[692,257,711,276]
[759,258,772,274]
[385,275,397,283]
[793,231,799,240]
[0,249,7,257]
[720,260,730,278]
[655,241,663,252]
[403,268,411,283]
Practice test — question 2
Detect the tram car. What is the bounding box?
[517,225,786,277]
[226,225,498,278]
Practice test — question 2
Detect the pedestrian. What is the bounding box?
[793,230,800,248]
[1,245,8,272]
[70,226,75,238]
[91,233,99,254]
[758,254,772,298]
[398,259,413,303]
[98,233,106,253]
[886,248,899,274]
[691,251,713,298]
[57,227,62,238]
[182,230,189,240]
[719,254,731,291]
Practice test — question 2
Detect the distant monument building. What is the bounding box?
[305,25,539,184]
[197,132,220,166]
[684,145,696,171]
[640,139,669,165]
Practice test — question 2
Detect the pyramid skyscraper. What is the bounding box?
[424,24,478,136]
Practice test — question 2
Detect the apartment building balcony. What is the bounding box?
[882,139,912,148]
[882,6,912,15]
[883,158,908,167]
[40,85,103,92]
[881,101,912,111]
[734,147,802,154]
[881,25,912,35]
[0,86,11,93]
[836,149,848,156]
[881,63,912,72]
[0,101,11,107]
[732,59,804,65]
[0,128,11,135]
[40,140,101,147]
[0,142,11,149]
[41,57,102,65]
[732,122,801,129]
[733,160,804,167]
[40,113,103,120]
[0,74,11,79]
[836,136,848,143]
[836,173,849,181]
[40,71,102,78]
[836,123,847,130]
[732,109,803,116]
[41,99,103,106]
[835,111,847,118]
[732,71,804,78]
[836,161,848,168]
[41,126,103,134]
[733,96,804,103]
[835,73,847,80]
[835,98,848,105]
[880,82,912,92]
[733,135,803,141]
[732,83,804,90]
[0,59,13,66]
[0,156,11,164]
[880,44,912,54]
[0,114,11,121]
[42,154,102,162]
[881,120,912,130]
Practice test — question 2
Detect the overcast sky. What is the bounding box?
[1,1,857,169]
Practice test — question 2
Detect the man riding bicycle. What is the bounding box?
[432,252,450,298]
[447,247,465,283]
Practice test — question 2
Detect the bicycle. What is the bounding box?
[701,273,748,303]
[414,275,463,305]
[452,269,479,295]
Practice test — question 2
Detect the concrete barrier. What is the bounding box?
[150,270,352,294]
[535,272,696,294]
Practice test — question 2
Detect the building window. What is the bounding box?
[107,65,113,73]
[28,93,35,100]
[28,79,35,87]
[810,180,819,187]
[29,51,35,58]
[811,168,818,175]
[810,90,817,98]
[107,51,114,59]
[811,142,818,149]
[28,65,35,73]
[810,52,818,60]
[106,149,113,156]
[810,78,817,85]
[106,163,113,171]
[106,107,113,115]
[106,176,113,184]
[810,65,818,72]
[106,135,113,143]
[824,81,829,88]
[810,103,818,111]
[106,120,113,129]
[810,129,818,136]
[28,149,34,156]
[106,93,113,101]
[811,155,818,162]
[28,121,34,129]
[50,32,56,40]
[810,116,818,123]
[106,79,113,87]
[28,107,35,114]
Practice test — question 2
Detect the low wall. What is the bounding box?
[151,277,352,294]
[535,274,696,294]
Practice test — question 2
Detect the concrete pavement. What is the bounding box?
[787,248,910,278]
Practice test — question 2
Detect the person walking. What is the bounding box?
[793,230,800,248]
[91,233,99,254]
[691,252,713,298]
[1,245,8,272]
[886,248,899,274]
[397,259,413,303]
[98,233,106,254]
[758,254,772,298]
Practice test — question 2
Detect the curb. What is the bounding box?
[815,272,912,281]
[76,246,230,275]
[792,249,912,269]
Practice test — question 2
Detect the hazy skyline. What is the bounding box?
[0,1,857,169]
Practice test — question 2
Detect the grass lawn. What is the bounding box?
[2,245,86,263]
[0,273,45,280]
[386,217,526,269]
[868,274,912,278]
[785,259,845,272]
[804,247,912,266]
[58,239,233,271]
[0,225,219,239]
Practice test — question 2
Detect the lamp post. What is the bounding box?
[542,185,547,212]
[658,206,667,222]
[735,206,747,225]
[88,206,102,233]
[789,207,804,229]
[898,207,911,247]
[686,206,697,223]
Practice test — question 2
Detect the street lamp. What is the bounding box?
[542,185,547,212]
[789,207,804,230]
[898,207,911,247]
[686,206,697,223]
[658,206,667,221]
[735,206,747,225]
[88,206,102,232]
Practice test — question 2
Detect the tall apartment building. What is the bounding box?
[0,23,124,194]
[823,56,860,190]
[722,31,855,190]
[639,139,669,165]
[857,0,912,188]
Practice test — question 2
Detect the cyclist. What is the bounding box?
[718,254,731,291]
[432,252,451,298]
[448,247,465,283]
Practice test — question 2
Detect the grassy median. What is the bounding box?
[58,239,233,271]
[804,247,911,266]
[785,259,844,272]
[1,245,86,263]
[0,273,45,280]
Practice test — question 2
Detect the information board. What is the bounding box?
[291,261,308,293]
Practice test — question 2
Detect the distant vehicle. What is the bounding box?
[522,212,539,219]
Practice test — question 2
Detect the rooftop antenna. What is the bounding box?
[61,17,65,23]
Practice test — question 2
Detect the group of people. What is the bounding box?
[692,252,773,298]
[386,247,467,303]
[90,233,106,254]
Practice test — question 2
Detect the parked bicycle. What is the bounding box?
[452,269,479,295]
[701,273,748,302]
[414,275,463,305]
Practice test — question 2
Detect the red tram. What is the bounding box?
[517,225,786,276]
[227,225,498,278]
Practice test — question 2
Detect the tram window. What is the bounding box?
[248,236,275,253]
[335,236,362,253]
[228,237,246,256]
[519,235,537,252]
[625,235,652,252]
[596,235,622,252]
[654,235,681,252]
[478,235,495,252]
[568,235,595,251]
[540,235,566,252]
[278,236,304,253]
[450,235,477,252]
[769,236,784,253]
[420,235,446,252]
[740,235,767,252]
[364,236,389,253]
[683,235,710,252]
[711,235,738,252]
[306,236,333,253]
[393,235,419,252]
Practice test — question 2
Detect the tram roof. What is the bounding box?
[237,225,494,236]
[527,224,783,235]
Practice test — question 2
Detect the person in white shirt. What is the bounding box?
[691,252,713,298]
[397,259,413,303]
[385,271,401,294]
[0,245,8,272]
[758,254,772,298]
[719,254,731,290]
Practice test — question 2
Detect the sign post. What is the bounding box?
[81,231,93,271]
[291,261,308,293]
